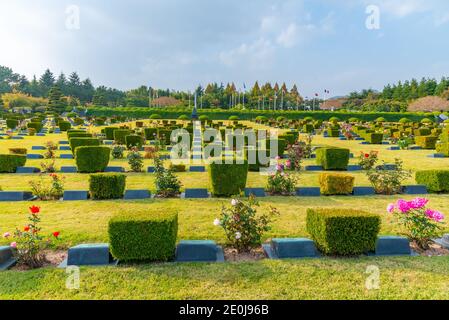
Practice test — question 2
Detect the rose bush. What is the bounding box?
[3,206,60,268]
[214,196,279,252]
[388,197,444,250]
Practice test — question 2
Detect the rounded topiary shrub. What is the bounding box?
[209,158,248,197]
[75,146,110,173]
[89,173,126,200]
[125,135,144,149]
[178,115,190,121]
[59,121,71,131]
[399,118,412,124]
[109,210,178,262]
[199,115,209,122]
[149,114,162,120]
[6,119,18,129]
[0,154,27,173]
[228,115,239,121]
[27,122,43,132]
[113,129,132,144]
[69,138,100,155]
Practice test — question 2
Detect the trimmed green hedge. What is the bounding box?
[125,135,144,149]
[365,133,383,144]
[246,149,270,171]
[319,173,355,195]
[316,148,350,170]
[209,159,248,197]
[104,127,118,140]
[114,129,132,144]
[87,106,433,122]
[67,132,92,139]
[89,173,126,200]
[416,170,449,193]
[0,154,27,173]
[59,121,71,131]
[69,138,100,155]
[415,136,438,149]
[306,208,381,255]
[27,122,43,132]
[144,128,158,140]
[266,138,288,157]
[109,210,178,261]
[6,119,18,129]
[75,146,110,173]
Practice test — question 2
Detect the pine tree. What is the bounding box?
[56,72,68,95]
[39,69,55,96]
[0,95,4,111]
[92,91,106,106]
[47,85,66,114]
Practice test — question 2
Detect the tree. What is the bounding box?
[0,95,4,111]
[0,65,20,94]
[47,85,66,113]
[56,73,68,95]
[92,91,106,106]
[39,69,55,96]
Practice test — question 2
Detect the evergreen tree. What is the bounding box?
[47,85,66,114]
[417,78,427,97]
[425,78,438,96]
[409,79,419,100]
[56,72,68,95]
[39,69,55,96]
[92,91,107,106]
[435,77,449,96]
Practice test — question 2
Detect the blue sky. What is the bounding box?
[1,0,449,97]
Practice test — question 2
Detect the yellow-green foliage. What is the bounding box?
[319,173,355,195]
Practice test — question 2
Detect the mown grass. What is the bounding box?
[1,132,449,190]
[1,257,449,299]
[1,122,449,300]
[1,196,448,248]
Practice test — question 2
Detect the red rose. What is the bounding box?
[24,226,30,232]
[29,206,40,214]
[52,231,60,238]
[364,153,370,158]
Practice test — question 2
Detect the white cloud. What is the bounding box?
[218,38,275,68]
[277,23,299,48]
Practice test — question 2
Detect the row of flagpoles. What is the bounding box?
[149,84,331,111]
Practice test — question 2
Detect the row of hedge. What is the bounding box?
[107,206,380,262]
[86,106,436,122]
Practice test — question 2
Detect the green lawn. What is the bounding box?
[1,125,449,191]
[1,196,448,248]
[2,121,449,300]
[1,257,449,299]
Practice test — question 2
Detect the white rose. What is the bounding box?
[213,218,221,226]
[235,232,242,240]
[231,199,238,206]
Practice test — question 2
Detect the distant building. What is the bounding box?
[319,98,347,111]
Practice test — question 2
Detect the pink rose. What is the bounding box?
[3,232,10,238]
[409,198,429,210]
[10,242,17,248]
[275,164,282,172]
[387,203,395,213]
[397,199,411,213]
[426,209,444,222]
